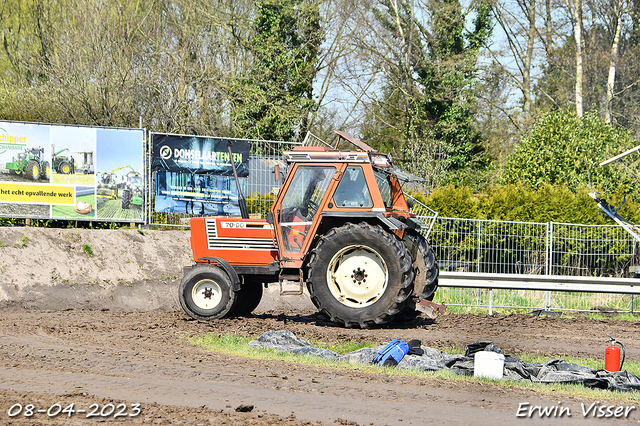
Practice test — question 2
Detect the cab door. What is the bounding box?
[272,164,340,267]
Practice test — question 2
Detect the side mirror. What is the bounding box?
[406,197,415,209]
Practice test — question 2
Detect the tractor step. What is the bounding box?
[279,270,304,296]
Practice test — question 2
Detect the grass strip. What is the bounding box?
[189,333,640,403]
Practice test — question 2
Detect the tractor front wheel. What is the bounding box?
[179,265,236,320]
[42,161,51,180]
[306,222,414,328]
[121,189,131,209]
[26,160,40,181]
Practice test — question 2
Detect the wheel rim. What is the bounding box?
[62,164,69,173]
[191,279,223,310]
[326,245,388,308]
[31,165,39,179]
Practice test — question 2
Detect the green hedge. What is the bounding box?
[413,184,640,225]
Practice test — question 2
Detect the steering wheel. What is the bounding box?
[305,199,319,220]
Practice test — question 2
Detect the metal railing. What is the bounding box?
[408,207,640,313]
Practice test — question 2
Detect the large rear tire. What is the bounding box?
[179,265,236,320]
[59,161,71,174]
[228,278,264,317]
[307,222,414,328]
[412,234,439,300]
[42,161,51,180]
[397,234,439,321]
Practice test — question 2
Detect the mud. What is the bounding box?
[2,227,640,424]
[2,309,640,425]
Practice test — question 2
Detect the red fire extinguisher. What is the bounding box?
[605,335,626,372]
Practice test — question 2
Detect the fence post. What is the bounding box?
[545,223,554,311]
[477,221,482,273]
[489,288,493,316]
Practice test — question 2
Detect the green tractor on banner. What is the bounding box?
[97,169,119,200]
[52,146,73,174]
[5,147,50,181]
[119,168,144,209]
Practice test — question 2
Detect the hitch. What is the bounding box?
[415,298,447,319]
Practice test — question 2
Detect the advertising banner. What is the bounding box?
[0,121,145,222]
[151,133,250,216]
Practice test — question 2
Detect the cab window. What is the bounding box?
[374,170,392,208]
[333,166,373,208]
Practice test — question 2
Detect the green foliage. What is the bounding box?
[82,243,93,256]
[502,109,638,195]
[421,184,640,224]
[246,193,276,218]
[420,185,480,219]
[230,0,322,141]
[20,235,28,247]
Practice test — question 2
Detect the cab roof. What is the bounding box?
[284,130,426,183]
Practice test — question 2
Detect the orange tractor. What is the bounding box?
[179,131,440,327]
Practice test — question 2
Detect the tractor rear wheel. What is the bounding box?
[179,265,236,320]
[59,161,71,174]
[306,222,414,328]
[228,278,263,317]
[26,160,40,181]
[411,234,439,300]
[396,234,439,321]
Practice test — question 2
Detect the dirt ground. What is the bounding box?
[3,227,640,425]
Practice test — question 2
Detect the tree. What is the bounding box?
[489,0,538,117]
[229,0,322,141]
[572,0,585,117]
[358,0,493,190]
[502,109,637,194]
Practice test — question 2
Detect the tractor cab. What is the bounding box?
[271,131,422,269]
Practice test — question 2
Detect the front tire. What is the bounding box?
[179,265,236,320]
[121,189,131,209]
[307,222,414,328]
[59,161,71,174]
[26,160,40,181]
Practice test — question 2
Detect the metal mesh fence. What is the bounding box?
[148,143,640,313]
[416,216,636,278]
[427,218,549,275]
[411,211,639,313]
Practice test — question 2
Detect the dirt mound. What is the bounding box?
[0,227,190,311]
[0,226,315,313]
